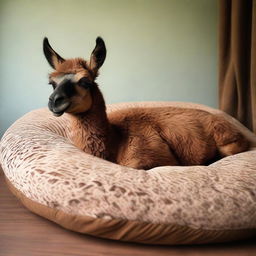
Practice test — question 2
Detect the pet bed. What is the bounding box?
[1,102,256,244]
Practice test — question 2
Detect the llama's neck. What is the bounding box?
[67,85,110,159]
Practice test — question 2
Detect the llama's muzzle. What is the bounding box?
[48,93,70,117]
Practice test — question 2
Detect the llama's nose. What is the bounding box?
[49,93,66,107]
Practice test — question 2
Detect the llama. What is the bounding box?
[43,37,249,170]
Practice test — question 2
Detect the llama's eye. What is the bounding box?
[49,81,57,89]
[78,77,92,89]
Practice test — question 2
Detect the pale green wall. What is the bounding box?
[0,0,217,136]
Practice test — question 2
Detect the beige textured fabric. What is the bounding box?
[5,178,256,245]
[1,102,256,244]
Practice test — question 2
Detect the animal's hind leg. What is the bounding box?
[212,117,249,157]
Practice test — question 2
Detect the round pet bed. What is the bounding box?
[1,102,256,245]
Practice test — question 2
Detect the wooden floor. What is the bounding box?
[1,170,256,256]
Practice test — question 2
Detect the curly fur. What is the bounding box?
[66,84,249,170]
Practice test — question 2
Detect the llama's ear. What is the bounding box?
[43,37,65,69]
[89,37,106,72]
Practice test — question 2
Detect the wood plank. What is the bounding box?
[1,169,256,256]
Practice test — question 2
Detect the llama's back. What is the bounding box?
[108,107,216,166]
[108,106,208,125]
[108,106,249,167]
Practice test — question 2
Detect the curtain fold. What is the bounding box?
[219,0,256,133]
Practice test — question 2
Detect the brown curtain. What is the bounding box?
[219,0,256,133]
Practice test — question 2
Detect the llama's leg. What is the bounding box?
[120,146,179,170]
[124,153,179,170]
[212,117,249,156]
[159,125,216,165]
[118,136,179,169]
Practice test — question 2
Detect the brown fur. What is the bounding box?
[50,59,94,80]
[66,82,249,169]
[45,45,249,170]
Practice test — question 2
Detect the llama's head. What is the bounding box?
[43,37,106,116]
